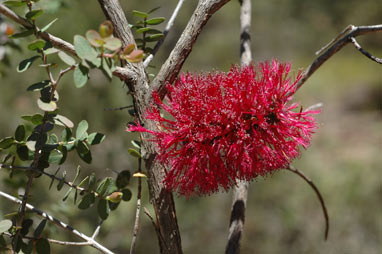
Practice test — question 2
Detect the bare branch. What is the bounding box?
[286,165,329,240]
[151,0,231,100]
[130,153,143,254]
[296,24,382,90]
[226,1,252,254]
[0,190,115,254]
[143,0,186,68]
[350,37,382,64]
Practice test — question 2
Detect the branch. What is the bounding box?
[130,152,143,254]
[0,190,115,254]
[226,0,251,253]
[350,37,382,64]
[150,0,231,101]
[0,3,135,82]
[296,24,382,90]
[285,165,329,240]
[143,0,186,68]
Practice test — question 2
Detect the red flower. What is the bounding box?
[130,60,319,196]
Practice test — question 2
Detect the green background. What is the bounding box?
[0,0,381,253]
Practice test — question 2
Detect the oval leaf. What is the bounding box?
[104,37,122,51]
[73,35,99,63]
[26,9,43,20]
[15,125,26,142]
[0,220,12,234]
[86,30,103,47]
[37,99,57,112]
[97,199,110,220]
[78,193,95,210]
[73,65,89,88]
[99,21,114,38]
[17,56,40,72]
[54,114,74,128]
[146,17,165,25]
[58,51,76,66]
[132,10,148,18]
[116,170,130,188]
[76,120,88,140]
[36,238,50,254]
[128,148,141,158]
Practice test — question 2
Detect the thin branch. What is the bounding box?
[130,150,143,254]
[150,0,231,101]
[296,24,382,90]
[226,1,252,253]
[350,37,382,64]
[0,164,98,197]
[4,233,91,246]
[285,165,329,240]
[104,105,134,111]
[143,207,166,247]
[143,0,186,68]
[0,190,115,254]
[91,220,104,240]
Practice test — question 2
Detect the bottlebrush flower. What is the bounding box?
[129,60,319,196]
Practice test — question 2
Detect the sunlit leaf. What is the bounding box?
[0,220,12,234]
[76,120,88,140]
[146,17,165,25]
[41,18,58,32]
[27,80,51,91]
[128,148,141,158]
[58,51,76,66]
[99,21,114,38]
[73,64,89,88]
[37,99,57,112]
[17,55,40,72]
[132,10,148,18]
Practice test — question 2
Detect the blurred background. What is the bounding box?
[0,0,381,253]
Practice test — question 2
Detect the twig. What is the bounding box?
[104,105,134,111]
[143,0,186,68]
[0,163,97,197]
[296,24,382,90]
[3,232,91,246]
[130,149,143,254]
[350,37,382,64]
[150,0,231,101]
[285,165,329,240]
[143,207,166,249]
[0,190,115,254]
[91,220,104,239]
[226,1,252,254]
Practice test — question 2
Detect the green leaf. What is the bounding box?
[87,133,105,145]
[76,120,88,140]
[3,1,28,7]
[136,27,151,34]
[78,149,92,164]
[116,170,130,189]
[146,33,164,42]
[97,199,110,220]
[96,177,114,197]
[122,188,132,201]
[148,6,161,14]
[56,171,66,191]
[78,193,95,210]
[26,9,43,20]
[15,125,26,142]
[86,30,103,47]
[34,220,47,238]
[0,137,15,149]
[28,40,46,51]
[131,140,141,149]
[37,99,57,112]
[20,219,33,237]
[57,145,67,165]
[10,29,34,38]
[22,114,44,125]
[76,140,89,154]
[132,10,148,18]
[17,55,40,72]
[48,149,63,164]
[73,35,100,65]
[73,64,89,88]
[26,141,36,151]
[36,238,50,254]
[27,80,51,91]
[43,47,60,55]
[41,18,58,32]
[88,173,96,190]
[103,37,122,51]
[17,145,30,161]
[58,51,76,66]
[146,17,165,25]
[61,128,72,142]
[0,220,12,234]
[54,114,74,128]
[128,148,141,158]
